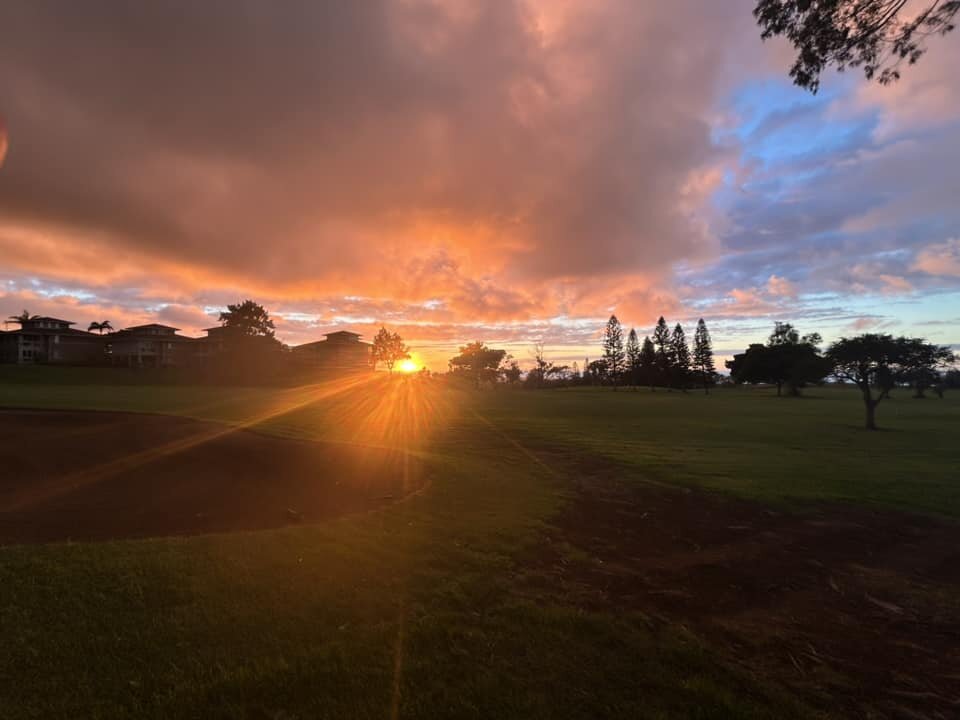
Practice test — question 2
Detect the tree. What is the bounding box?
[586,358,609,383]
[602,315,625,389]
[530,341,552,388]
[755,0,960,93]
[944,369,960,389]
[448,341,508,389]
[87,321,113,335]
[371,326,410,373]
[671,324,691,390]
[5,309,36,326]
[640,336,657,391]
[727,322,831,396]
[625,328,641,387]
[693,318,716,394]
[826,334,954,430]
[901,337,955,398]
[503,360,522,385]
[653,316,672,389]
[582,357,593,385]
[219,299,276,338]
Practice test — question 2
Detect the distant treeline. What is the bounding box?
[446,316,958,430]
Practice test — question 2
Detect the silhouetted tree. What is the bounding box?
[449,341,508,389]
[545,364,570,383]
[625,328,641,386]
[640,336,656,391]
[530,342,552,388]
[653,317,671,389]
[503,360,522,384]
[6,309,37,326]
[87,320,113,335]
[219,300,276,338]
[602,315,625,389]
[944,369,960,390]
[372,326,410,373]
[754,0,959,93]
[901,337,955,398]
[727,322,831,396]
[586,358,609,383]
[693,318,715,394]
[671,324,691,390]
[827,334,954,430]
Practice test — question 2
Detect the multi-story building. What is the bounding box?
[0,316,105,364]
[292,331,372,373]
[107,324,196,368]
[2,313,375,375]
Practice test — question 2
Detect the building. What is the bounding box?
[107,324,196,368]
[0,316,105,365]
[292,331,372,373]
[191,325,287,370]
[1,311,375,376]
[192,325,250,362]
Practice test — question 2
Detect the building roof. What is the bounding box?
[121,323,181,332]
[6,316,76,327]
[324,330,362,339]
[2,327,100,337]
[293,335,371,351]
[30,316,76,325]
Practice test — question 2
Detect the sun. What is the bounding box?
[398,358,419,373]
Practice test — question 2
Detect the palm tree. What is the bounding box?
[5,309,36,327]
[87,321,114,335]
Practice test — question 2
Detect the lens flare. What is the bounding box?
[398,359,419,373]
[1,372,459,512]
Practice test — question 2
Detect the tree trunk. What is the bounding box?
[861,382,879,430]
[776,381,782,397]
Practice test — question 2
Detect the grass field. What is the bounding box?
[1,369,958,718]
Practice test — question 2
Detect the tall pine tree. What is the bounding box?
[652,316,671,389]
[671,323,691,390]
[640,336,656,391]
[625,328,641,387]
[693,318,715,394]
[602,315,625,389]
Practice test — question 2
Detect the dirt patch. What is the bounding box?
[0,410,425,544]
[519,449,960,719]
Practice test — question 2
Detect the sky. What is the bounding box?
[1,0,958,370]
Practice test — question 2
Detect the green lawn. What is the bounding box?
[475,384,960,517]
[1,371,957,718]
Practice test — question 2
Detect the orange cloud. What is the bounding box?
[766,274,797,298]
[913,238,960,278]
[0,0,751,337]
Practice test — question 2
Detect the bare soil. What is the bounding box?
[520,449,960,719]
[0,410,424,544]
